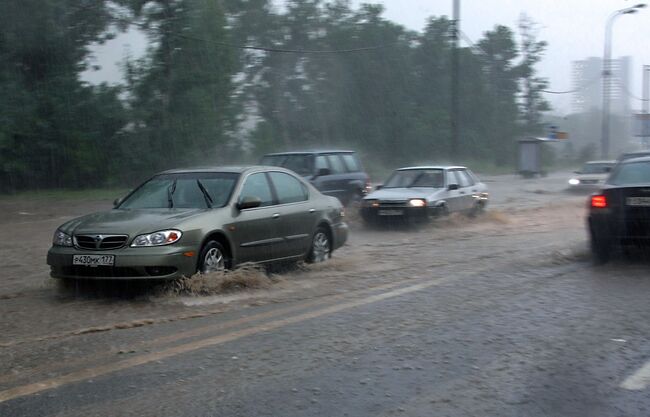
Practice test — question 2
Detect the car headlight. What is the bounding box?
[568,178,580,185]
[52,230,73,247]
[409,199,427,208]
[131,230,182,247]
[362,199,379,208]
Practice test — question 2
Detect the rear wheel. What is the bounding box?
[590,234,611,264]
[198,241,229,273]
[306,227,331,263]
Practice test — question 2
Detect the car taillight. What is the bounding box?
[591,195,607,208]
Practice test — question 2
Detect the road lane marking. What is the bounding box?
[0,280,409,389]
[0,278,447,403]
[621,359,650,391]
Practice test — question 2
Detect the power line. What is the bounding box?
[128,20,398,54]
[612,77,649,101]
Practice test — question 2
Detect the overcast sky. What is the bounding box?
[84,0,650,114]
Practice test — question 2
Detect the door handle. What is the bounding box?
[273,213,280,219]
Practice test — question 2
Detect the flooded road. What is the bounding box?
[2,172,650,416]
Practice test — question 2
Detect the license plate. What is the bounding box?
[378,209,404,216]
[72,254,115,267]
[626,197,650,207]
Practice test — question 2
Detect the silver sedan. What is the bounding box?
[360,166,489,223]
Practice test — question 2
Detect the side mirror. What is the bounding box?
[113,197,123,207]
[448,183,459,191]
[375,184,384,190]
[237,196,262,210]
[315,167,331,177]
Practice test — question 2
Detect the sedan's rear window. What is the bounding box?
[119,173,239,209]
[608,161,650,185]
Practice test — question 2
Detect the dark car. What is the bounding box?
[588,156,650,263]
[617,150,650,162]
[47,166,348,280]
[260,150,371,206]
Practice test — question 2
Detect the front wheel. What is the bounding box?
[306,227,331,263]
[198,241,229,273]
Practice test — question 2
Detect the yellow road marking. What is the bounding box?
[0,278,447,403]
[0,281,406,388]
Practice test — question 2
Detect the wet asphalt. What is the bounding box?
[2,172,650,416]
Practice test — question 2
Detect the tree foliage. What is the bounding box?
[1,0,551,191]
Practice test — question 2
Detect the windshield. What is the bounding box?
[608,161,650,186]
[260,154,314,176]
[119,173,239,209]
[383,169,444,188]
[581,163,613,174]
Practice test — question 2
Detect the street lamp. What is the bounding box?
[601,3,646,159]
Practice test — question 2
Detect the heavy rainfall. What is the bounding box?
[2,1,650,416]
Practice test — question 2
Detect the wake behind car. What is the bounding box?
[568,160,615,191]
[47,166,347,280]
[588,156,650,263]
[259,150,371,206]
[360,166,488,224]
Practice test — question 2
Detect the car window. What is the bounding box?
[608,161,650,185]
[456,170,474,187]
[581,163,613,174]
[281,154,314,176]
[341,154,360,172]
[119,173,238,209]
[239,173,274,207]
[326,154,345,174]
[448,170,461,186]
[410,170,444,187]
[315,155,329,172]
[269,172,308,204]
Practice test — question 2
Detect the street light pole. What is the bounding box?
[600,4,646,159]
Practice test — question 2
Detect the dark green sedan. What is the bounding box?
[47,166,348,280]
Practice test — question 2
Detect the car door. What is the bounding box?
[311,154,347,202]
[268,171,314,258]
[455,169,476,211]
[444,170,464,212]
[231,172,283,263]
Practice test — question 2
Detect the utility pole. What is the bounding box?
[450,0,460,157]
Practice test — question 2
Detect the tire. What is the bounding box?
[198,241,230,273]
[306,227,331,263]
[469,201,485,217]
[590,234,611,265]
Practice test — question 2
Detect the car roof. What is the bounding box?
[621,156,650,163]
[158,165,291,175]
[397,165,467,170]
[263,150,355,156]
[584,160,616,164]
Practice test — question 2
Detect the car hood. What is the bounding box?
[577,174,608,181]
[59,208,209,236]
[365,187,444,201]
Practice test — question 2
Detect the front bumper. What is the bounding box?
[47,244,199,280]
[360,205,442,222]
[331,221,349,250]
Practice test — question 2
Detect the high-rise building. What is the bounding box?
[572,56,631,115]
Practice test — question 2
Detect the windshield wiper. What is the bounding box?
[167,180,177,208]
[408,173,425,188]
[196,179,213,208]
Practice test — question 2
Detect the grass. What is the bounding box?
[0,188,130,201]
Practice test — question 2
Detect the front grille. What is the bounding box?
[378,200,408,208]
[75,234,128,250]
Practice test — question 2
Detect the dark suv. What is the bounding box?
[260,150,371,205]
